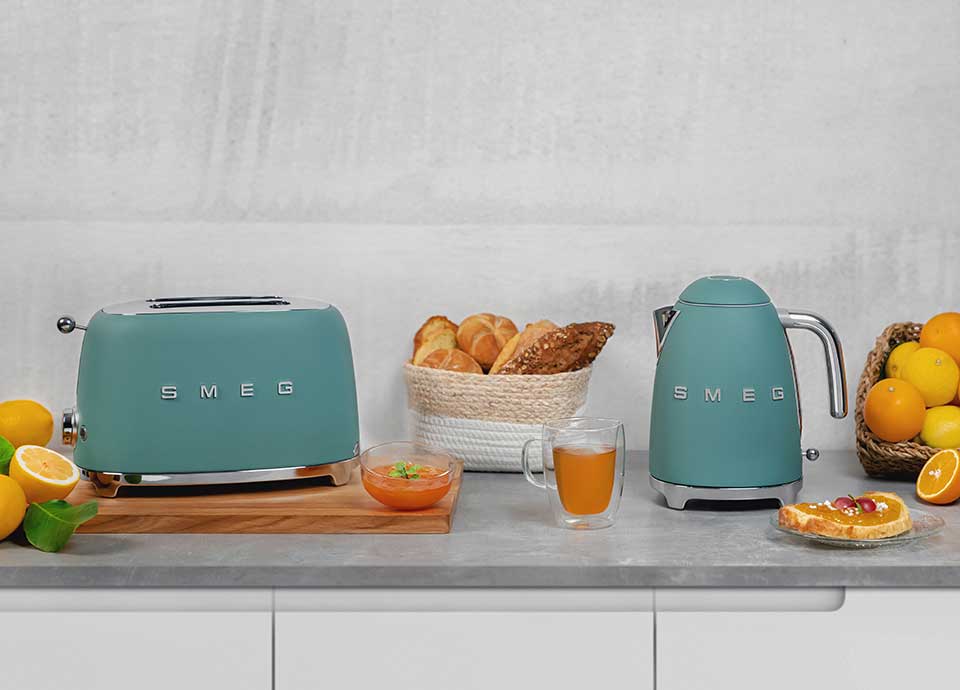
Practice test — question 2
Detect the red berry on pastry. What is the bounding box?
[833,496,855,510]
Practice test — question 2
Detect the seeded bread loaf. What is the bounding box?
[496,322,614,375]
[489,320,558,374]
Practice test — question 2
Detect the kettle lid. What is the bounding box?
[678,275,771,306]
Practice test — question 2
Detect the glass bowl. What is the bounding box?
[359,441,460,510]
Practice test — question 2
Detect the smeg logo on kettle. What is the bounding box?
[159,381,294,400]
[673,385,786,403]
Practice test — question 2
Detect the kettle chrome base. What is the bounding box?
[650,476,802,510]
[81,457,359,498]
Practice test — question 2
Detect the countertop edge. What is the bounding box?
[3,565,960,588]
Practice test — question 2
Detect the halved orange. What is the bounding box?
[9,445,79,504]
[916,448,960,505]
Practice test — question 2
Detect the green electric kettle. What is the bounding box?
[648,276,847,509]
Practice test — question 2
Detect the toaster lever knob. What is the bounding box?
[804,448,820,462]
[57,316,86,334]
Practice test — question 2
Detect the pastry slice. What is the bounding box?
[497,322,615,375]
[778,491,912,540]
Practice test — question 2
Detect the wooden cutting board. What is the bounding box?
[69,464,462,534]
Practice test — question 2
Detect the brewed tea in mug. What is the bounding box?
[553,445,617,515]
[521,418,625,529]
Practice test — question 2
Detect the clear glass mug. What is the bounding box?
[521,417,626,530]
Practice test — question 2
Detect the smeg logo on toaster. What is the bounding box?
[672,385,786,403]
[159,381,294,400]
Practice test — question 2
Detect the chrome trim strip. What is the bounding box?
[81,457,358,498]
[649,476,802,510]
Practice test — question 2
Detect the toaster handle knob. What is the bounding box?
[57,316,86,334]
[62,408,78,446]
[804,448,820,462]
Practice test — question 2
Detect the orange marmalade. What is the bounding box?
[793,499,902,526]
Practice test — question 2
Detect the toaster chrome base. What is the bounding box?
[82,457,359,498]
[650,476,802,510]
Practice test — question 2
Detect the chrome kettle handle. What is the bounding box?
[778,309,848,419]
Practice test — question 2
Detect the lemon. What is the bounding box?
[0,400,54,448]
[0,475,27,540]
[901,347,960,407]
[885,341,921,379]
[920,406,960,448]
[9,446,79,503]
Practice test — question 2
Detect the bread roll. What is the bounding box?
[489,320,557,374]
[412,329,458,365]
[456,313,518,370]
[419,348,483,374]
[413,315,458,355]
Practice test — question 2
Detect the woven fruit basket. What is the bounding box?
[855,321,934,479]
[404,363,592,471]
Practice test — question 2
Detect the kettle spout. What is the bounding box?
[653,305,677,356]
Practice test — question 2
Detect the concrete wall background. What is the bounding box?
[2,1,958,453]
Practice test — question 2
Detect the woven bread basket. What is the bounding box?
[404,362,593,471]
[855,321,936,479]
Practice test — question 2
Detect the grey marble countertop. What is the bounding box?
[1,451,958,588]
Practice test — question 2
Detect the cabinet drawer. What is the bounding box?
[657,588,959,689]
[0,589,272,690]
[276,588,653,690]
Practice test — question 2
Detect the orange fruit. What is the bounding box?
[901,347,960,407]
[921,313,960,366]
[916,448,960,504]
[863,378,927,442]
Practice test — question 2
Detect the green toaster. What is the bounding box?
[57,296,360,497]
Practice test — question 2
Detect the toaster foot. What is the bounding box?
[650,476,802,510]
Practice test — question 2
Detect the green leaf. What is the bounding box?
[0,435,13,475]
[23,500,98,553]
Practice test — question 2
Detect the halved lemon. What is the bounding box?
[916,448,960,505]
[9,445,80,504]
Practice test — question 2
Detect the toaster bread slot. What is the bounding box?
[147,295,283,303]
[147,297,290,309]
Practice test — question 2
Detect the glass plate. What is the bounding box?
[770,509,946,548]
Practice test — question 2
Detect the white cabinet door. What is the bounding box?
[0,589,272,690]
[276,588,653,690]
[657,588,960,689]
